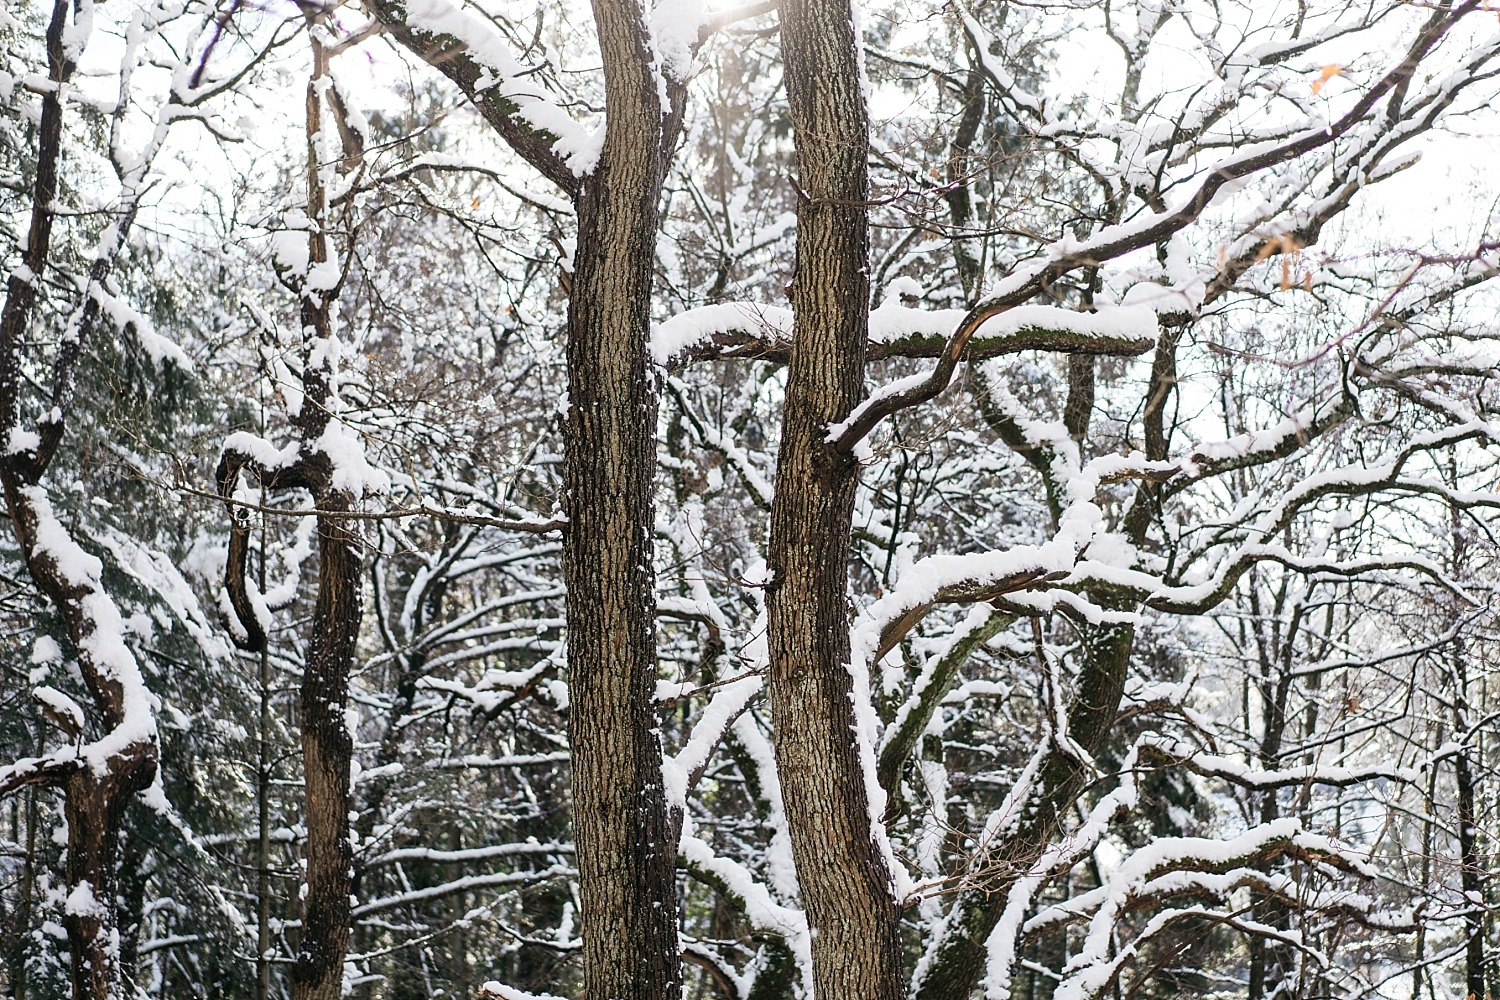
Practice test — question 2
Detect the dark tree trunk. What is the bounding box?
[293,499,361,1000]
[218,32,365,1000]
[1458,745,1486,1000]
[563,3,681,993]
[361,2,695,993]
[767,1,905,998]
[286,39,363,997]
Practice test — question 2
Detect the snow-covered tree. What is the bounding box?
[5,1,1500,999]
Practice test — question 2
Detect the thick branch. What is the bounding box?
[362,0,578,195]
[831,321,1155,452]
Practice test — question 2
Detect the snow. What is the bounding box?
[479,983,569,1000]
[652,0,706,81]
[868,302,1157,348]
[65,880,106,920]
[652,300,1155,369]
[61,0,95,63]
[662,674,762,809]
[305,259,342,293]
[845,632,913,901]
[89,282,191,370]
[402,0,603,175]
[679,832,813,986]
[315,420,391,496]
[31,636,63,663]
[270,228,311,279]
[33,686,86,735]
[6,428,40,456]
[652,302,793,366]
[221,432,300,472]
[18,486,159,775]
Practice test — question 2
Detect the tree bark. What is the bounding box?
[292,496,361,1000]
[217,32,364,1000]
[767,2,906,998]
[562,2,681,997]
[358,0,687,992]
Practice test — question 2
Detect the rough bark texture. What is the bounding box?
[0,0,68,441]
[292,497,360,1000]
[362,0,686,992]
[767,2,905,998]
[562,2,681,997]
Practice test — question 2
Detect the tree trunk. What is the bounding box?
[292,498,361,1000]
[257,636,274,1000]
[353,0,687,992]
[1458,745,1486,1000]
[562,3,681,997]
[767,1,905,998]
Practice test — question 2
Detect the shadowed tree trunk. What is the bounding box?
[359,0,693,994]
[766,1,906,997]
[562,3,682,996]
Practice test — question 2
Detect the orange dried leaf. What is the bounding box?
[1256,233,1301,262]
[1311,64,1342,95]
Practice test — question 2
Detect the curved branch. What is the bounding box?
[831,321,1155,452]
[862,0,1477,459]
[0,750,83,798]
[214,445,319,652]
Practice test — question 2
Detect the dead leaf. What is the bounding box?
[1311,64,1342,95]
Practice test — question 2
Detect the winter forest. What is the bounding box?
[3,0,1500,997]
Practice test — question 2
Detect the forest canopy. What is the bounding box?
[3,0,1500,998]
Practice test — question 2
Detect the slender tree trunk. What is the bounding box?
[7,731,39,1000]
[293,498,361,1000]
[1458,744,1486,1000]
[212,32,365,1000]
[767,2,905,998]
[562,3,680,997]
[257,504,274,1000]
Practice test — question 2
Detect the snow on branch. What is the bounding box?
[1137,734,1451,790]
[830,304,1156,452]
[480,983,571,1000]
[679,834,814,987]
[652,300,1156,373]
[352,864,574,918]
[662,674,764,810]
[365,0,593,193]
[1035,819,1410,1000]
[0,487,159,795]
